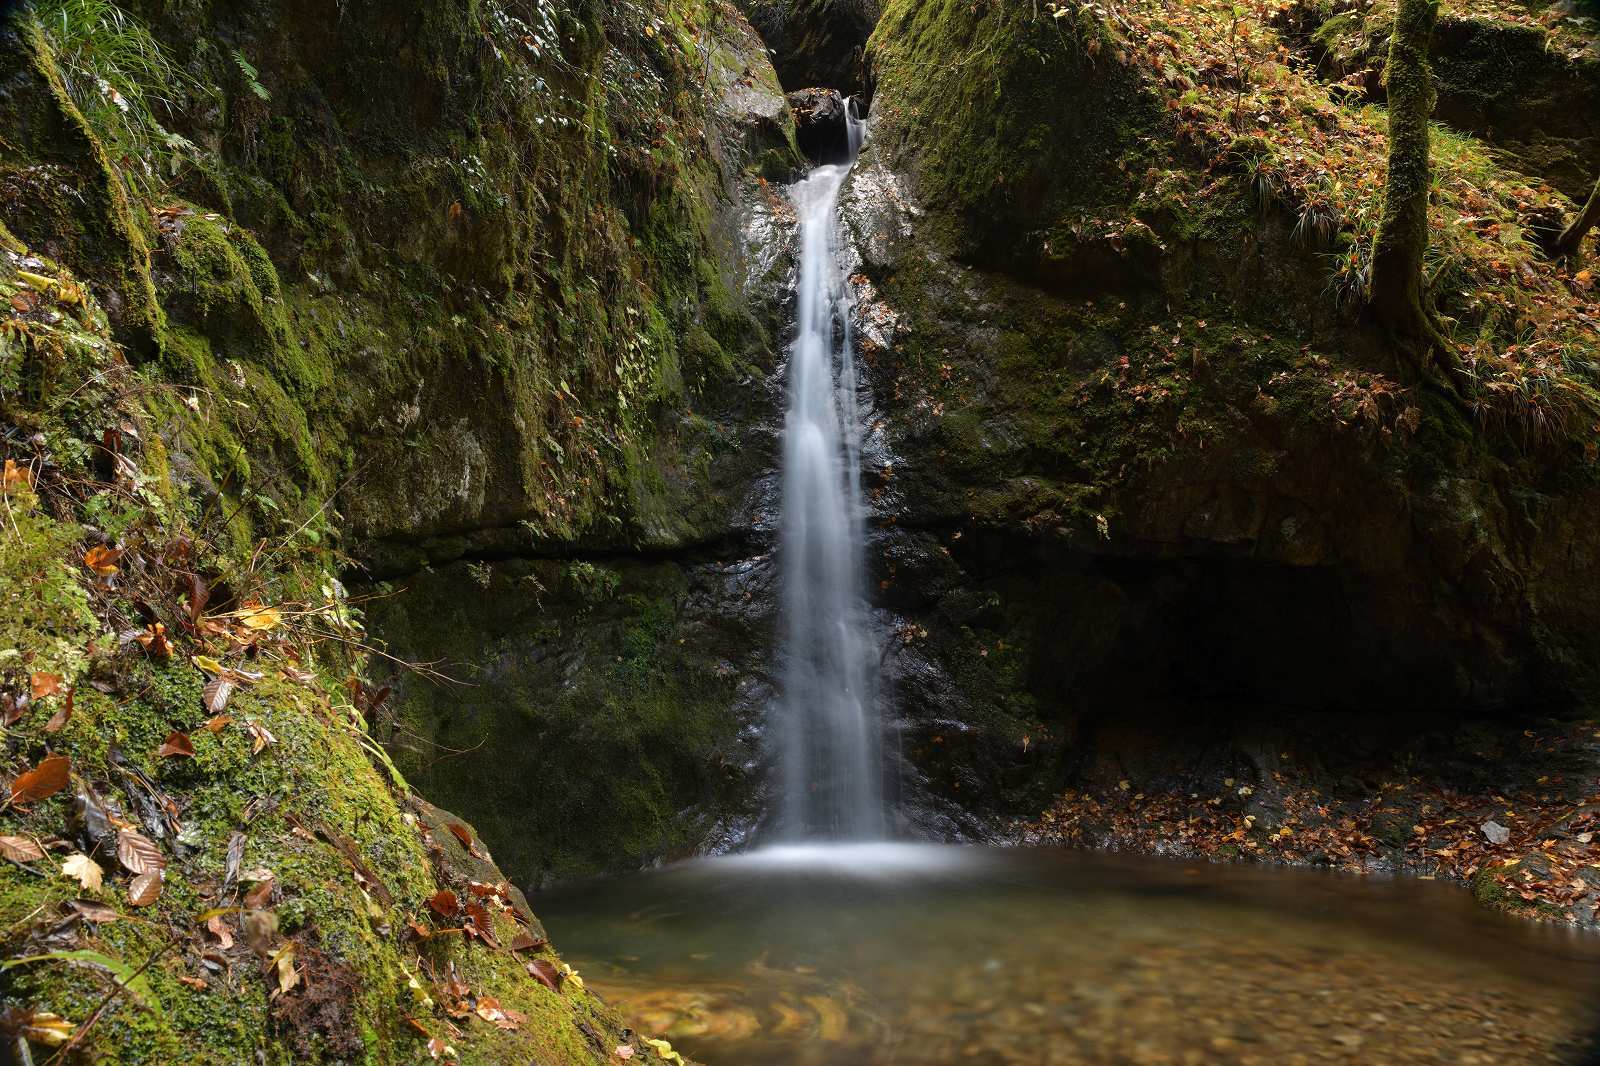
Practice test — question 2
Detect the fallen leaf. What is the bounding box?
[447,822,474,850]
[158,730,195,759]
[116,829,166,875]
[178,975,208,990]
[206,914,234,949]
[62,853,104,891]
[30,672,63,699]
[127,871,162,906]
[270,943,299,996]
[2,458,33,490]
[616,1047,635,1060]
[509,931,548,953]
[9,753,70,805]
[243,871,276,909]
[136,623,171,658]
[643,1037,685,1065]
[15,1012,73,1047]
[0,834,45,862]
[192,654,225,675]
[203,676,235,715]
[426,890,459,919]
[238,604,282,631]
[83,545,123,576]
[43,687,74,733]
[244,721,276,755]
[527,957,562,991]
[201,714,232,733]
[69,899,120,923]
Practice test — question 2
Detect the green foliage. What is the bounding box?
[28,0,209,200]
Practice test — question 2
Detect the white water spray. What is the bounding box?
[778,99,882,839]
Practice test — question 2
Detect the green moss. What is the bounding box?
[0,504,101,685]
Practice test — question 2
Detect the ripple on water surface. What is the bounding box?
[536,846,1600,1065]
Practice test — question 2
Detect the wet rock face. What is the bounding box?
[788,88,853,164]
[737,0,883,98]
[830,0,1600,832]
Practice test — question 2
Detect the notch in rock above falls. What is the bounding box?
[789,88,859,165]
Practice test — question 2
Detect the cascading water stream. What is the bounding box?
[778,99,883,840]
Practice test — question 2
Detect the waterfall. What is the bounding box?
[778,98,883,840]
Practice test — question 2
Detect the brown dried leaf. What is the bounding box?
[527,957,562,991]
[127,871,162,907]
[202,676,235,715]
[30,671,63,700]
[206,914,234,949]
[43,687,74,733]
[0,834,45,862]
[9,753,70,805]
[116,829,166,875]
[69,899,120,923]
[271,943,299,997]
[426,890,459,919]
[243,872,276,909]
[158,730,195,759]
[447,822,473,849]
[201,714,232,733]
[509,930,548,953]
[83,545,122,577]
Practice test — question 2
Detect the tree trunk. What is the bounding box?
[1369,0,1445,364]
[1553,175,1600,259]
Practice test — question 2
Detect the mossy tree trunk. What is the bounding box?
[1553,174,1600,259]
[1369,0,1449,368]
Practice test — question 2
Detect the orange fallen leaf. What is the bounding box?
[30,672,63,700]
[83,545,122,577]
[9,753,70,805]
[426,890,459,919]
[158,731,195,759]
[1,459,30,491]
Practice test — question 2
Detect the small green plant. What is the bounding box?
[232,49,270,100]
[564,560,620,604]
[29,0,209,200]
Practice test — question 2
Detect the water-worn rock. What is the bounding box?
[787,87,853,164]
[736,0,884,97]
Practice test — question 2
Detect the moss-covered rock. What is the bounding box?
[0,245,670,1062]
[845,0,1600,828]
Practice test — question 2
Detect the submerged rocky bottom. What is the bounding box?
[538,845,1600,1065]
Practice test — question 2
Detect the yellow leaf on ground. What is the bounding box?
[238,604,283,631]
[62,853,104,891]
